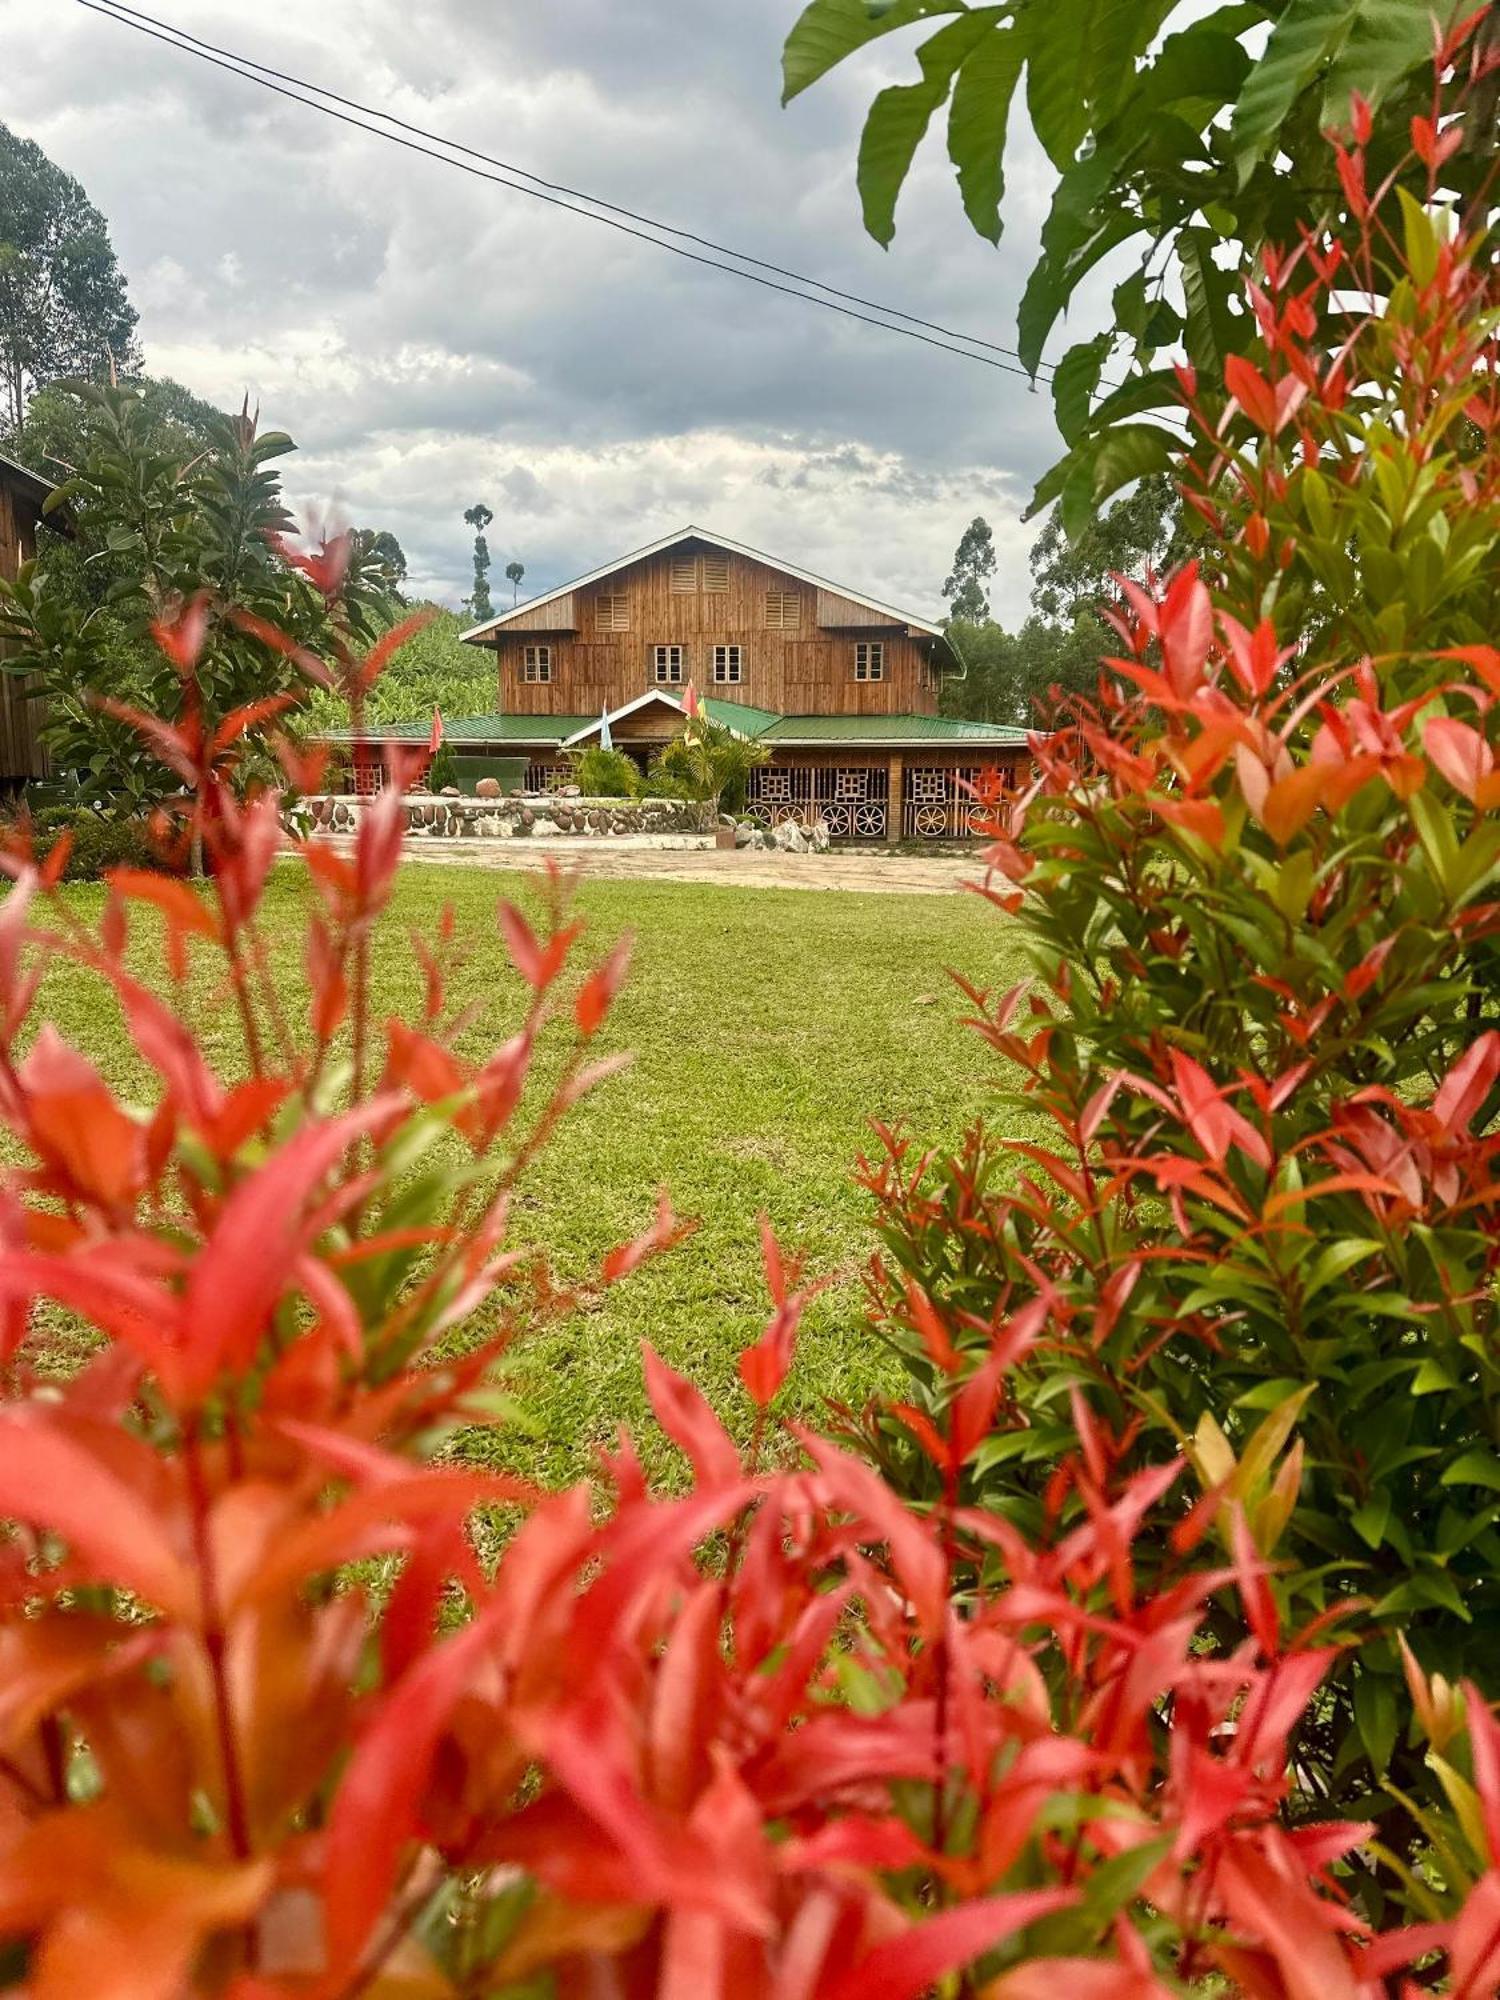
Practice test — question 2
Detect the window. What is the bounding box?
[854,641,885,682]
[521,644,552,684]
[652,644,686,684]
[669,556,698,593]
[712,644,743,685]
[701,554,729,593]
[596,593,629,631]
[765,590,802,630]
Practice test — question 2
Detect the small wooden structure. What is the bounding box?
[0,452,55,786]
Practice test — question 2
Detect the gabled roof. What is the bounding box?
[560,691,781,748]
[0,451,56,509]
[461,525,947,644]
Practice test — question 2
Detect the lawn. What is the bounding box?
[43,862,1032,1485]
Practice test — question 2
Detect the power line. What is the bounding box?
[95,0,1056,379]
[75,0,1053,386]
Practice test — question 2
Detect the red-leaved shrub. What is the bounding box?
[0,33,1499,2000]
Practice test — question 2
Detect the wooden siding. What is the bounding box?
[489,544,940,719]
[815,587,902,629]
[0,477,46,783]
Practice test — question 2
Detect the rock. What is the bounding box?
[807,820,831,854]
[773,819,809,854]
[475,816,501,837]
[475,777,502,799]
[734,824,754,847]
[531,817,561,838]
[718,811,736,828]
[912,994,940,1008]
[440,786,461,798]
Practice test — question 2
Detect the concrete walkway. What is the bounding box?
[339,833,988,896]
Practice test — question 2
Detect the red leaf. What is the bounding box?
[182,1100,395,1393]
[822,1891,1077,2000]
[0,1410,197,1620]
[575,935,633,1038]
[642,1346,742,1489]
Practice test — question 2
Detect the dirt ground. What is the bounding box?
[344,834,988,896]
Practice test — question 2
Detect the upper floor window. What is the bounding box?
[669,552,731,594]
[596,593,629,631]
[712,644,743,685]
[765,590,802,630]
[854,641,885,682]
[522,644,552,684]
[652,644,686,684]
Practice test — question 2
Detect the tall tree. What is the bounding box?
[352,528,408,597]
[464,502,494,620]
[944,474,1187,727]
[782,1,1492,528]
[0,123,139,442]
[504,559,525,605]
[941,516,996,622]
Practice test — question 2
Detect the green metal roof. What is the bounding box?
[319,712,591,746]
[700,697,782,738]
[761,714,1031,747]
[318,705,1029,752]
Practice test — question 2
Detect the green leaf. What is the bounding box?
[781,0,964,102]
[1319,0,1461,127]
[946,22,1027,242]
[1026,0,1174,169]
[1059,422,1179,534]
[1397,185,1441,290]
[1178,225,1238,380]
[1052,335,1110,447]
[1133,11,1255,120]
[1354,1670,1399,1778]
[1230,0,1352,185]
[1440,1449,1500,1493]
[857,12,995,244]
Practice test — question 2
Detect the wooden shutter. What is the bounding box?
[701,554,729,593]
[596,593,629,631]
[669,556,698,593]
[765,591,802,630]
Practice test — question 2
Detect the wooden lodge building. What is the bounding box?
[344,528,1030,840]
[0,452,53,788]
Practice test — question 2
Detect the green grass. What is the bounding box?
[42,864,1033,1485]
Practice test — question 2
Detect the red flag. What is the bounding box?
[428,706,444,753]
[682,681,700,721]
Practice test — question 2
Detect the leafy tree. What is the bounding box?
[3,370,218,469]
[464,500,494,620]
[945,475,1188,726]
[650,713,769,812]
[504,558,525,605]
[0,379,395,809]
[782,0,1492,525]
[351,528,407,597]
[302,606,496,733]
[0,122,139,440]
[941,513,996,622]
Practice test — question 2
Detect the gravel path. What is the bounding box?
[334,833,987,896]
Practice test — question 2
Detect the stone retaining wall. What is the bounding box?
[301,793,718,841]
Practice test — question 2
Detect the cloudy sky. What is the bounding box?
[0,0,1107,624]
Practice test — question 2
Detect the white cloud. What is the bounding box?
[0,0,1112,633]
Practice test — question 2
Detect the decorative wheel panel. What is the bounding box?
[854,802,886,838]
[821,804,851,837]
[914,803,948,837]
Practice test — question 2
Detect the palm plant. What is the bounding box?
[649,715,767,813]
